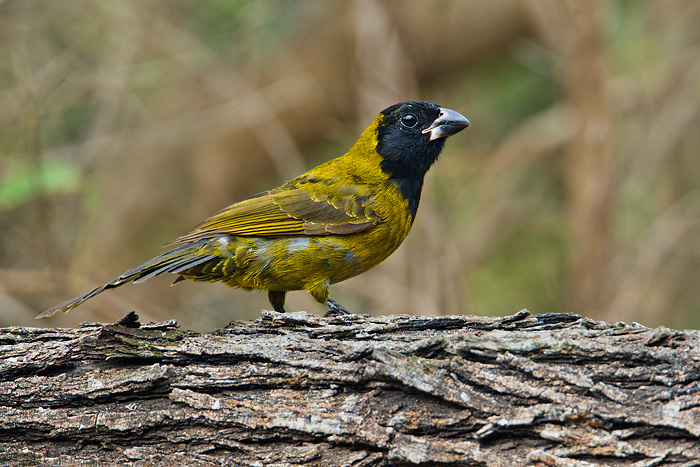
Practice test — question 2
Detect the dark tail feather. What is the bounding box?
[131,254,216,284]
[37,243,217,319]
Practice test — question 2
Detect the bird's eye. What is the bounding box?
[400,114,417,128]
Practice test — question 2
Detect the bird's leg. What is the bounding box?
[268,290,287,313]
[309,280,354,316]
[323,299,354,316]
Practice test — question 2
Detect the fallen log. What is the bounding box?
[1,310,699,466]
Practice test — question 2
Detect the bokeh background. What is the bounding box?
[2,0,700,331]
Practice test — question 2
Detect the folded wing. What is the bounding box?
[167,177,378,245]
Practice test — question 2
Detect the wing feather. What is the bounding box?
[167,181,378,245]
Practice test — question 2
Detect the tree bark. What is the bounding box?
[2,310,699,466]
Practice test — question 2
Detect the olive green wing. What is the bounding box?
[167,179,378,245]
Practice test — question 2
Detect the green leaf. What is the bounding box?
[0,159,82,209]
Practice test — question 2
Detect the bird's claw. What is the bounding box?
[323,299,354,317]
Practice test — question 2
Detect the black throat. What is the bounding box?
[389,176,424,220]
[377,138,445,221]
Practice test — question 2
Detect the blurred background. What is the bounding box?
[2,0,700,331]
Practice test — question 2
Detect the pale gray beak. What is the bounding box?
[422,107,470,141]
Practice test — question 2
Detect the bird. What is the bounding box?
[37,101,469,319]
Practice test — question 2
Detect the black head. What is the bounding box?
[376,101,469,178]
[375,101,469,217]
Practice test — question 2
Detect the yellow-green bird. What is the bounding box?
[38,101,469,318]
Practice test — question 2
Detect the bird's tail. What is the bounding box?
[37,241,218,319]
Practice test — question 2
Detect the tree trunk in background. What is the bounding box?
[526,1,616,317]
[2,310,699,466]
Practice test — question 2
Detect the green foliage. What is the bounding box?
[0,159,81,210]
[189,0,251,56]
[188,1,315,60]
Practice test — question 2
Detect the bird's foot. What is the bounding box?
[323,299,354,317]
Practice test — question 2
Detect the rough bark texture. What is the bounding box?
[1,310,699,466]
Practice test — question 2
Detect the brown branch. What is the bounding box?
[525,0,617,317]
[1,310,699,466]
